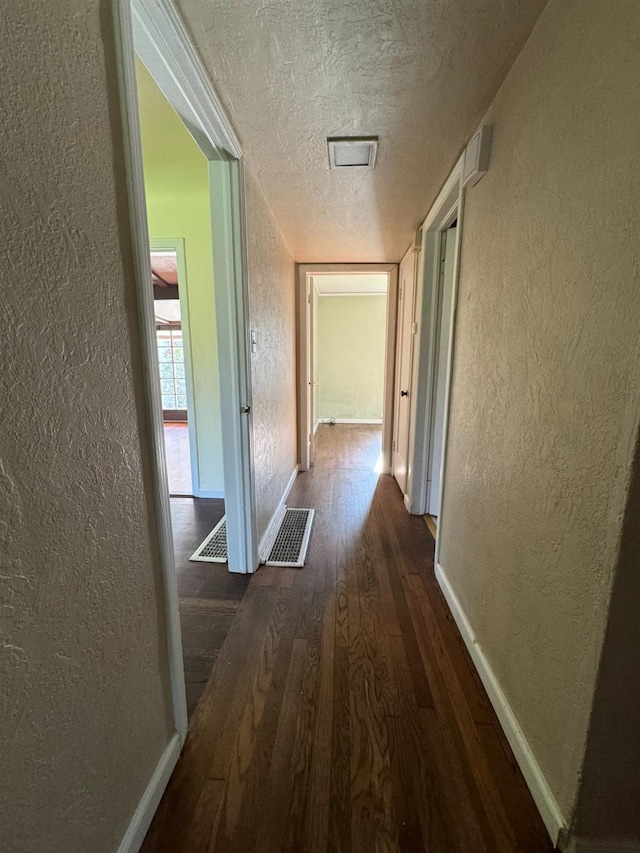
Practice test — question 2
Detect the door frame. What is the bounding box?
[296,263,398,473]
[114,0,257,744]
[405,154,465,568]
[150,238,200,497]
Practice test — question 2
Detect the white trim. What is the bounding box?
[407,155,464,521]
[113,0,188,743]
[317,418,383,424]
[117,732,181,853]
[435,563,565,845]
[258,466,299,562]
[131,0,241,159]
[131,0,258,577]
[561,839,640,853]
[208,159,257,573]
[313,419,320,435]
[236,159,260,571]
[150,238,200,496]
[297,263,398,474]
[193,488,225,499]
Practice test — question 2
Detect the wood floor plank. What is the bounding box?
[347,506,399,853]
[143,425,554,853]
[386,714,452,852]
[142,585,278,850]
[253,637,311,853]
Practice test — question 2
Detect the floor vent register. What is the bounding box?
[265,507,315,567]
[189,516,227,563]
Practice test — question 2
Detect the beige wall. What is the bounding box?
[439,0,640,835]
[0,3,174,852]
[244,170,297,540]
[316,295,387,421]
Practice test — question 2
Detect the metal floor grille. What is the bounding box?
[266,508,315,567]
[189,516,227,563]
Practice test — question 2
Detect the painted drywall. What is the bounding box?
[176,0,547,261]
[136,59,224,494]
[0,3,174,851]
[572,431,640,845]
[244,169,297,540]
[316,295,387,421]
[438,0,640,835]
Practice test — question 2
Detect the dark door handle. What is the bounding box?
[400,390,409,397]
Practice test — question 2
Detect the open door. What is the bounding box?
[426,226,457,517]
[392,245,418,495]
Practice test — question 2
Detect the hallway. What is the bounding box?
[144,425,551,852]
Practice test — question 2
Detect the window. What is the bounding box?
[156,325,187,411]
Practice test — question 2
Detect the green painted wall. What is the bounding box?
[316,295,387,421]
[136,59,224,494]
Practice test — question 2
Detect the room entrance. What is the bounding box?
[297,263,398,474]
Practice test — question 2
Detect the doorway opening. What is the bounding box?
[297,263,398,474]
[403,155,465,567]
[151,246,196,497]
[115,0,258,741]
[314,273,388,469]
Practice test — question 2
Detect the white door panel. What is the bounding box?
[426,226,456,517]
[392,249,416,494]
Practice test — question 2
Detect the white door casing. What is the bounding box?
[115,0,259,749]
[426,226,457,516]
[405,154,464,541]
[150,239,200,497]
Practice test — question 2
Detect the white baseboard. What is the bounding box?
[435,563,565,846]
[194,488,225,499]
[318,418,382,424]
[118,731,181,853]
[561,838,640,853]
[313,419,320,435]
[258,466,298,562]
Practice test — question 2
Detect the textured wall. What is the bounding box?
[0,3,174,851]
[439,0,640,825]
[176,0,547,261]
[137,60,224,493]
[317,296,387,420]
[572,432,640,844]
[244,170,297,539]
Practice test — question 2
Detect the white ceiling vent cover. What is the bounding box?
[328,136,378,170]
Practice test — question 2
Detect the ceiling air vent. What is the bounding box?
[327,136,378,170]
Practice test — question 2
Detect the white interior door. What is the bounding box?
[426,226,457,516]
[392,248,416,494]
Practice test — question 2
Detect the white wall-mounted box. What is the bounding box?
[463,125,492,188]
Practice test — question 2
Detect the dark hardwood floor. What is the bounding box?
[171,497,250,718]
[148,425,553,852]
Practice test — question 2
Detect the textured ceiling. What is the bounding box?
[176,0,547,262]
